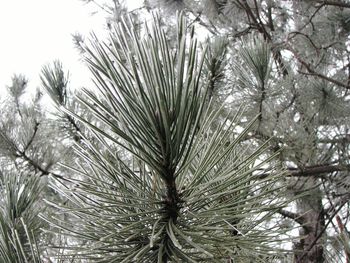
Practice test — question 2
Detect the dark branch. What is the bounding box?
[288,164,350,177]
[23,121,40,152]
[279,209,306,225]
[315,0,350,8]
[66,114,83,142]
[287,46,350,89]
[324,194,350,214]
[15,150,68,182]
[319,135,350,144]
[259,163,350,179]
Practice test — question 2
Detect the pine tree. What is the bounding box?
[2,0,350,262]
[0,69,84,261]
[42,13,290,262]
[0,76,48,262]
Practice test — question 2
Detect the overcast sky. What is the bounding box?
[0,0,141,93]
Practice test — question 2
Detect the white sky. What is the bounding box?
[0,0,142,94]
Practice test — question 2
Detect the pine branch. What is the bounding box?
[8,120,67,181]
[188,10,220,35]
[298,3,325,32]
[288,164,350,177]
[335,215,350,262]
[324,193,350,214]
[231,26,253,38]
[258,163,350,179]
[314,0,350,8]
[65,114,83,142]
[287,46,350,89]
[15,150,67,181]
[318,135,350,144]
[258,82,266,124]
[238,0,289,76]
[83,0,113,14]
[266,1,275,32]
[23,121,40,152]
[279,209,306,225]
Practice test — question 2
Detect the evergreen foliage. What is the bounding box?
[45,13,288,262]
[1,0,350,262]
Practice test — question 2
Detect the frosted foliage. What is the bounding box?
[0,1,350,262]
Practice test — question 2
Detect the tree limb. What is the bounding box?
[23,121,40,152]
[288,164,350,177]
[287,46,350,89]
[15,150,68,182]
[279,209,306,225]
[238,0,289,76]
[314,0,350,8]
[258,163,350,179]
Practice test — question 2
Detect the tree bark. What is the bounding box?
[294,178,325,263]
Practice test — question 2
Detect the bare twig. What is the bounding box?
[287,46,350,89]
[23,121,40,152]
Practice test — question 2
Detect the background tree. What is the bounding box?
[0,75,51,262]
[0,67,87,261]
